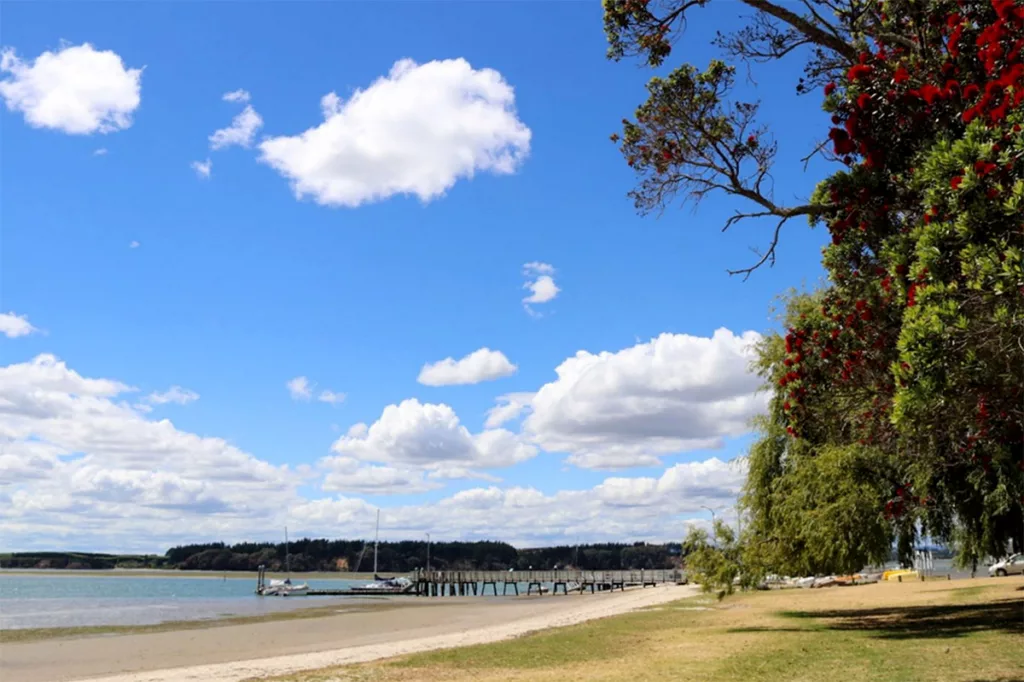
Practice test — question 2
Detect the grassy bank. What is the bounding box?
[262,576,1024,682]
[0,600,409,645]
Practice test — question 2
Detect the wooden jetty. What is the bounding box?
[411,569,685,597]
[258,568,685,598]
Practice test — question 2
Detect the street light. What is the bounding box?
[700,505,718,522]
[425,533,431,572]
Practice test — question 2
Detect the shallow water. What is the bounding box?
[0,573,368,629]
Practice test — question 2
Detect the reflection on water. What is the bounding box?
[0,573,367,629]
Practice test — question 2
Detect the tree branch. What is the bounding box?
[739,0,859,61]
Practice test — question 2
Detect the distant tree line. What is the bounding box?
[0,551,169,570]
[2,540,684,572]
[164,539,683,572]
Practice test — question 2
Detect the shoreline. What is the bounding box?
[0,599,404,645]
[2,584,697,682]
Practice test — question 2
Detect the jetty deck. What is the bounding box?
[412,569,685,596]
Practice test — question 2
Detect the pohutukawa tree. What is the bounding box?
[605,0,1024,570]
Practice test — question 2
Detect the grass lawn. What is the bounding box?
[263,576,1024,682]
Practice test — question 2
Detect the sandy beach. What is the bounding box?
[1,584,697,682]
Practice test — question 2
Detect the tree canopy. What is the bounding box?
[605,0,1024,571]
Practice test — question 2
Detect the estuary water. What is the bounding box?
[0,572,367,629]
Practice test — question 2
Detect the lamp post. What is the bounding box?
[425,533,431,572]
[700,505,718,523]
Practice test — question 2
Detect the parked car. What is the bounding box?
[987,553,1024,577]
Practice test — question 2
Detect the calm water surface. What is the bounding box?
[0,572,370,629]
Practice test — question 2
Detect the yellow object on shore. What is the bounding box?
[882,569,919,581]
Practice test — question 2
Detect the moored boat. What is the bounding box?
[259,577,309,596]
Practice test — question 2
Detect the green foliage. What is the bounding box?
[681,519,751,599]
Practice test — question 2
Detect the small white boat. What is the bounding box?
[260,577,309,596]
[350,575,414,594]
[256,527,309,596]
[348,511,415,595]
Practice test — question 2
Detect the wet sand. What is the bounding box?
[1,585,696,682]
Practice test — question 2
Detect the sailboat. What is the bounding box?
[257,526,309,596]
[349,510,413,594]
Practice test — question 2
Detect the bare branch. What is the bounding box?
[726,214,797,280]
[801,138,831,171]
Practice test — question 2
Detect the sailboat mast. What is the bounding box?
[285,526,290,575]
[373,509,380,575]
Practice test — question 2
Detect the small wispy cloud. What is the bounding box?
[222,89,251,103]
[288,376,344,404]
[287,376,313,401]
[146,386,199,406]
[129,240,140,249]
[191,158,212,179]
[209,105,262,150]
[93,148,108,156]
[522,262,559,316]
[318,390,346,405]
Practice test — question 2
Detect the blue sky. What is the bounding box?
[1,1,832,552]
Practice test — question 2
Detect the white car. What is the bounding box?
[988,553,1024,577]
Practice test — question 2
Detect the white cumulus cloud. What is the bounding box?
[258,58,531,208]
[0,350,752,551]
[321,458,440,496]
[0,354,300,551]
[418,348,517,386]
[330,399,536,472]
[0,43,141,135]
[291,457,745,547]
[0,312,38,339]
[523,329,767,469]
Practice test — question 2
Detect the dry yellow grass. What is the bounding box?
[260,576,1024,682]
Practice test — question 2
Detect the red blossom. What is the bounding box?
[847,64,873,82]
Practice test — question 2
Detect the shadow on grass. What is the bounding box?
[779,598,1024,640]
[726,627,808,633]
